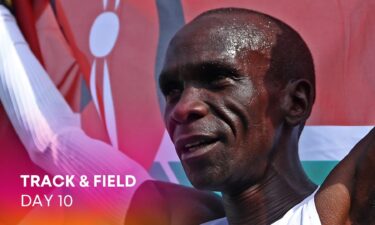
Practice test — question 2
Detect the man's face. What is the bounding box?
[159,15,282,192]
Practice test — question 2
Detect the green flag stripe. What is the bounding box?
[301,161,338,185]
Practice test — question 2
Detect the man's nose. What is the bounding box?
[170,87,209,124]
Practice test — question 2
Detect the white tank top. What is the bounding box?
[202,190,321,225]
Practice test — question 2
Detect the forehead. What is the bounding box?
[163,13,280,72]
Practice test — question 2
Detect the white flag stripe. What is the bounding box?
[299,126,374,161]
[89,60,102,119]
[103,60,119,149]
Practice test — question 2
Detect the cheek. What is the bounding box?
[218,87,255,140]
[233,91,276,171]
[242,115,277,178]
[163,106,175,138]
[246,99,276,155]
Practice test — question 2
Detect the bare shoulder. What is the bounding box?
[124,180,225,225]
[349,130,375,225]
[315,127,375,225]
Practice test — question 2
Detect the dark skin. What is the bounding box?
[315,128,375,225]
[159,9,374,225]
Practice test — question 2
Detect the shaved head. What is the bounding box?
[167,8,315,105]
[193,8,315,92]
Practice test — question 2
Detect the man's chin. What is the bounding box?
[186,172,227,192]
[181,156,230,191]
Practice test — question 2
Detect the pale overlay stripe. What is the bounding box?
[299,126,374,161]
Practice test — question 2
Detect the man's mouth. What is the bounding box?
[175,135,220,160]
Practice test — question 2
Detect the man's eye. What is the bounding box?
[165,88,182,102]
[208,75,234,88]
[215,75,228,82]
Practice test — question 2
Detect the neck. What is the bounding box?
[222,128,317,225]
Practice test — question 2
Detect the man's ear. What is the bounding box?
[281,79,314,126]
